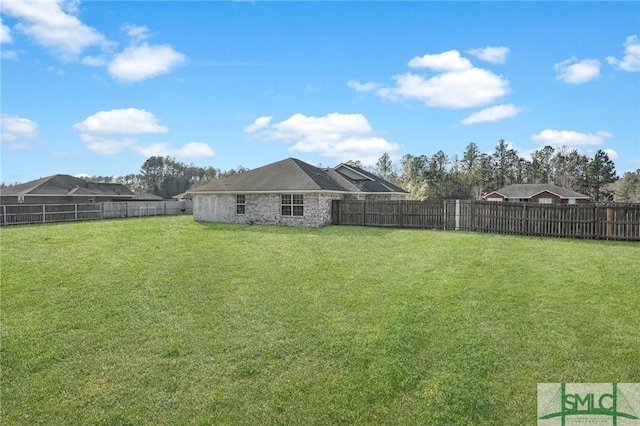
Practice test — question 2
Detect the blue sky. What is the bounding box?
[1,1,639,184]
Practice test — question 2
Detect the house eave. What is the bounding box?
[483,191,506,199]
[528,189,589,199]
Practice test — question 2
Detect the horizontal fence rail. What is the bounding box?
[332,200,640,241]
[0,201,193,226]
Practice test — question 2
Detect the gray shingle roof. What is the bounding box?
[491,183,589,199]
[189,158,407,194]
[333,164,407,193]
[0,175,135,197]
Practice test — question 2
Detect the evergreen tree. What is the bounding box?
[375,152,393,180]
[614,169,640,202]
[585,150,617,201]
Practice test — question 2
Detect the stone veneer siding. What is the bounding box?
[194,193,407,227]
[193,193,344,227]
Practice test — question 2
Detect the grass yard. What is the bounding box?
[1,216,639,425]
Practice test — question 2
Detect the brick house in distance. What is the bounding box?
[483,183,590,204]
[188,157,408,227]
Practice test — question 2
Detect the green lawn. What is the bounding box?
[1,216,639,425]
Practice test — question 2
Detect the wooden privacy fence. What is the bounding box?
[0,201,193,226]
[331,200,640,241]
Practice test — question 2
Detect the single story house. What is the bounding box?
[0,174,135,204]
[132,191,165,201]
[483,183,590,204]
[188,157,408,227]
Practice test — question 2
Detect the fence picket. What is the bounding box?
[332,200,640,241]
[0,201,193,226]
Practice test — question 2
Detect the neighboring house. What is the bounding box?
[132,191,165,201]
[172,192,193,201]
[0,174,135,204]
[188,157,408,227]
[483,183,590,204]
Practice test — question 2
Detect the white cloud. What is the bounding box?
[408,50,473,72]
[1,17,13,43]
[73,108,214,158]
[108,43,186,82]
[554,58,601,84]
[347,80,381,93]
[133,142,215,159]
[460,104,522,125]
[378,68,509,109]
[244,116,273,133]
[1,0,109,61]
[60,0,81,16]
[73,108,168,135]
[1,49,18,60]
[245,112,399,164]
[467,46,510,64]
[80,55,107,67]
[1,3,186,81]
[607,35,640,72]
[604,149,619,160]
[531,129,613,147]
[1,114,38,146]
[79,134,136,155]
[357,49,511,109]
[123,24,150,43]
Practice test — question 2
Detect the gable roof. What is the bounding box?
[189,158,407,194]
[487,183,589,199]
[0,175,135,198]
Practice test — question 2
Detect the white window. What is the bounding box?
[486,197,503,202]
[568,198,577,205]
[538,198,553,204]
[17,195,25,203]
[236,195,245,214]
[281,194,303,216]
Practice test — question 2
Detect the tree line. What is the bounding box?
[3,143,639,202]
[88,156,248,199]
[372,140,639,202]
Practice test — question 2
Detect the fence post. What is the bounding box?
[2,204,6,226]
[470,200,475,231]
[455,199,460,231]
[74,204,78,220]
[42,204,46,223]
[607,207,613,239]
[442,200,447,230]
[362,200,366,226]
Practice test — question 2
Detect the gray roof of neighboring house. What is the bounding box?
[489,183,589,199]
[172,192,192,200]
[189,158,407,194]
[132,191,164,201]
[0,175,135,197]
